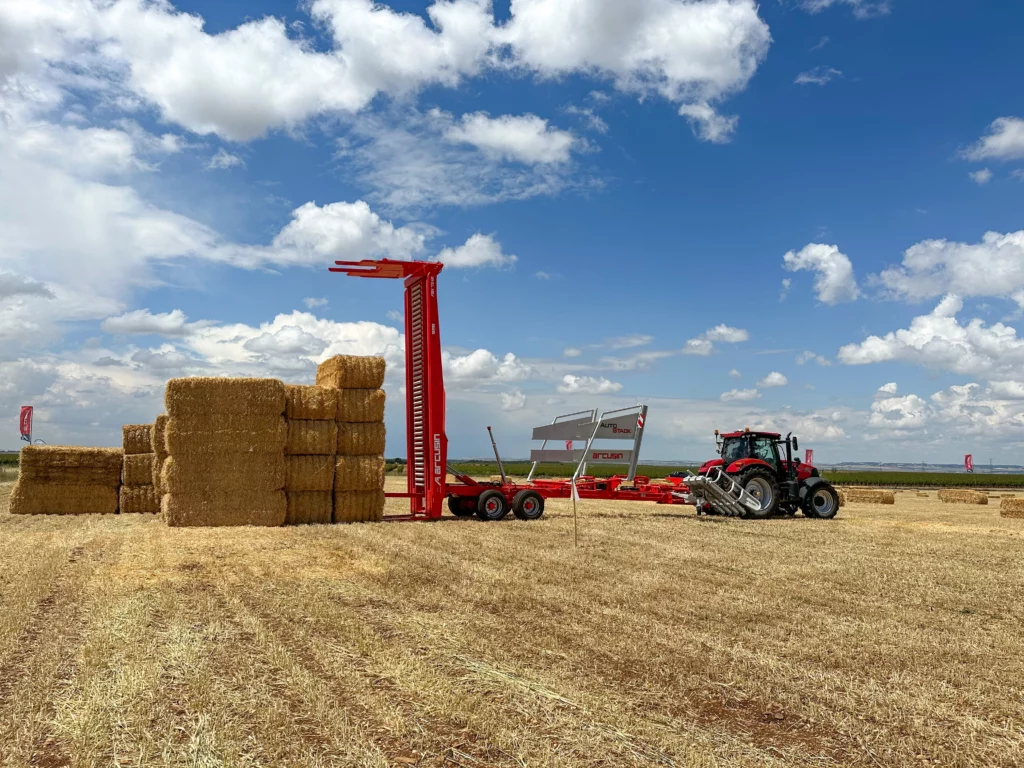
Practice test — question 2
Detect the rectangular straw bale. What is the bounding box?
[123,424,154,455]
[333,490,385,523]
[153,455,167,495]
[166,416,287,455]
[337,422,386,456]
[285,456,336,492]
[845,488,896,505]
[161,453,285,493]
[337,389,386,423]
[152,414,169,457]
[19,446,123,486]
[836,489,846,507]
[123,454,155,486]
[1000,498,1024,518]
[162,490,287,527]
[10,482,119,515]
[937,489,988,505]
[285,385,338,420]
[916,492,929,498]
[119,485,159,514]
[334,456,385,492]
[285,491,333,525]
[285,420,338,456]
[316,356,386,390]
[165,377,286,417]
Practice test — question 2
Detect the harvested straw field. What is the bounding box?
[316,355,386,389]
[1,480,1022,766]
[938,489,989,505]
[1001,498,1024,518]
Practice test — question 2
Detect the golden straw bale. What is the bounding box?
[152,414,169,457]
[845,489,896,505]
[19,446,123,486]
[119,485,159,514]
[917,492,929,498]
[123,454,154,486]
[161,454,285,493]
[836,489,847,507]
[10,482,119,515]
[153,455,167,496]
[165,377,286,417]
[285,385,338,420]
[1000,498,1024,518]
[316,356,386,390]
[285,420,338,456]
[336,422,386,456]
[123,424,154,455]
[334,456,386,492]
[162,490,286,527]
[337,389,386,423]
[285,491,333,525]
[285,456,336,492]
[938,489,988,505]
[166,416,287,455]
[333,490,385,523]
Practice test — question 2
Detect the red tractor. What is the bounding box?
[680,429,840,519]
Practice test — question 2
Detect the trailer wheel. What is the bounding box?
[447,496,477,517]
[802,483,840,520]
[512,490,545,520]
[476,490,509,521]
[737,468,780,519]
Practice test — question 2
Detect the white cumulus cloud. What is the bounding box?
[443,112,577,164]
[783,243,861,305]
[500,389,527,411]
[435,233,517,269]
[757,372,788,388]
[102,309,195,336]
[720,388,760,402]
[963,117,1024,162]
[557,374,623,395]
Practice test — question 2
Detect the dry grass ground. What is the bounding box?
[1,481,1022,767]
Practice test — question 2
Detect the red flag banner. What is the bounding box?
[19,406,33,442]
[566,440,573,451]
[965,454,974,472]
[805,449,814,465]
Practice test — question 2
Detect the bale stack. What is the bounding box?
[844,488,896,505]
[152,414,169,500]
[120,424,159,514]
[283,385,338,525]
[317,356,387,524]
[938,489,988,505]
[1000,498,1024,519]
[10,446,122,515]
[161,378,287,527]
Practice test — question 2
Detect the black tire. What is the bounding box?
[512,490,545,520]
[737,467,780,519]
[447,496,476,517]
[802,483,840,519]
[476,489,509,521]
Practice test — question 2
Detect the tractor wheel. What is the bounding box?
[512,490,545,520]
[737,467,780,519]
[447,496,476,518]
[803,483,840,519]
[476,489,510,521]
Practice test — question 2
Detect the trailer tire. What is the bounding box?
[737,467,780,519]
[476,490,509,521]
[802,483,840,520]
[447,496,476,517]
[512,490,545,520]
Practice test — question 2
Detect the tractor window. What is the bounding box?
[722,439,750,462]
[752,438,778,467]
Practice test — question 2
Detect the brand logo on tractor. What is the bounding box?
[592,452,624,460]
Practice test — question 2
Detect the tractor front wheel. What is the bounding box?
[803,483,840,519]
[737,468,780,519]
[476,489,510,521]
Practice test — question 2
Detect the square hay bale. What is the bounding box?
[152,414,169,457]
[123,424,154,455]
[120,485,159,514]
[162,490,287,527]
[937,489,988,505]
[917,492,929,498]
[1000,498,1024,519]
[165,416,287,455]
[285,385,338,420]
[153,455,167,496]
[10,481,119,515]
[337,389,386,424]
[165,377,285,417]
[123,454,155,486]
[285,491,333,525]
[19,446,123,487]
[161,453,286,493]
[845,489,896,505]
[836,489,847,507]
[285,420,338,456]
[334,456,385,492]
[333,490,385,523]
[316,356,386,390]
[337,423,386,456]
[285,456,336,492]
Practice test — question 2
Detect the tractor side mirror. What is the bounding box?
[792,436,799,452]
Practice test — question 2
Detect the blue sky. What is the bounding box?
[2,0,1023,463]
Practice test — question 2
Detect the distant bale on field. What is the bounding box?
[836,489,847,507]
[938,489,988,505]
[1000,498,1024,519]
[845,488,895,505]
[11,446,122,515]
[316,355,386,390]
[917,492,929,498]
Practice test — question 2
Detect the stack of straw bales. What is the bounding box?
[317,356,387,523]
[121,424,159,514]
[152,415,169,502]
[1000,498,1024,519]
[283,385,338,525]
[938,489,988,505]
[161,378,287,527]
[844,488,896,505]
[10,446,122,515]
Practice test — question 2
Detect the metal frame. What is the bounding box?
[526,409,596,482]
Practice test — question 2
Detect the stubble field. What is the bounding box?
[1,480,1022,767]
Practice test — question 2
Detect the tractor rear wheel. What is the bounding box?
[512,490,545,520]
[447,496,476,517]
[737,468,780,519]
[803,483,840,519]
[476,489,510,521]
